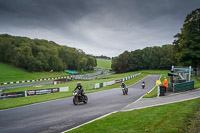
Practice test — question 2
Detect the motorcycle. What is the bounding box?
[73,90,88,105]
[122,87,128,95]
[142,83,145,89]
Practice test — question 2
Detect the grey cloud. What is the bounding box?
[0,0,199,57]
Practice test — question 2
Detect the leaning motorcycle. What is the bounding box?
[122,87,128,95]
[73,90,88,105]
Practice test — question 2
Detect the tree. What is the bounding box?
[0,34,97,72]
[112,51,130,73]
[129,49,143,71]
[111,45,174,73]
[173,8,200,69]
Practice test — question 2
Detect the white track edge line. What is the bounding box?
[61,111,118,133]
[124,74,161,108]
[120,96,200,112]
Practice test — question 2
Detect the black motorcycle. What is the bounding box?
[142,82,145,89]
[73,90,88,105]
[122,87,128,95]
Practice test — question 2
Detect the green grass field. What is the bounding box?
[0,62,69,83]
[68,97,200,133]
[96,58,111,69]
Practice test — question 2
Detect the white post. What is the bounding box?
[189,66,191,81]
[172,65,174,72]
[157,86,160,97]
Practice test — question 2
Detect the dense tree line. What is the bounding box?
[95,55,111,60]
[112,8,200,73]
[173,8,200,71]
[0,34,96,72]
[112,45,175,73]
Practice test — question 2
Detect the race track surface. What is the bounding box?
[0,75,160,133]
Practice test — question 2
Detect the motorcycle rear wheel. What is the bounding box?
[125,90,128,95]
[83,95,88,104]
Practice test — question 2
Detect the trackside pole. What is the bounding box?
[189,66,191,81]
[157,85,160,97]
[156,79,161,97]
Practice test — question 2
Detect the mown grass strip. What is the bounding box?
[68,98,200,133]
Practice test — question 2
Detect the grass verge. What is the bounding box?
[68,97,200,133]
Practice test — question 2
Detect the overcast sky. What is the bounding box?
[0,0,199,57]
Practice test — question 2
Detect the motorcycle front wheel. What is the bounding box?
[122,90,125,95]
[73,97,79,105]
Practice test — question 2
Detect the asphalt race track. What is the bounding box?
[0,75,160,133]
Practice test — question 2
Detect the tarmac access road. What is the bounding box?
[0,75,160,133]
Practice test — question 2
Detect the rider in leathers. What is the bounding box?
[121,82,127,89]
[74,82,84,96]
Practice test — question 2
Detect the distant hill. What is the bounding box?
[0,34,96,72]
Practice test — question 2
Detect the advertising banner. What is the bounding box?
[27,90,36,96]
[27,88,59,96]
[0,92,25,99]
[35,89,52,95]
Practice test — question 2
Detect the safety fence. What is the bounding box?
[94,73,141,89]
[0,87,69,99]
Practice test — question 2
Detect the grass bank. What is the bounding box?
[0,62,69,83]
[68,97,200,133]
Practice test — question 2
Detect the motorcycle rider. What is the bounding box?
[74,82,84,96]
[121,82,127,89]
[142,81,145,89]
